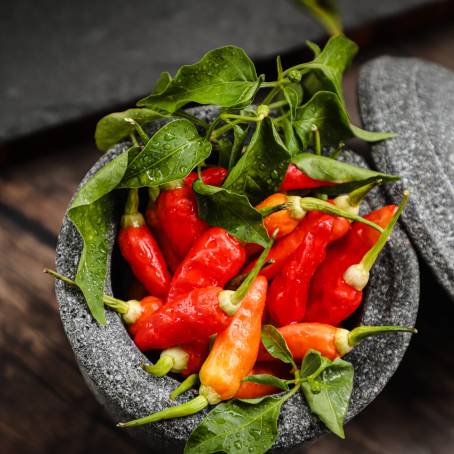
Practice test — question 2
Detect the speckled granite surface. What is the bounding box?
[55,107,419,452]
[359,57,454,301]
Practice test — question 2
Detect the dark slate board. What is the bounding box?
[359,57,454,300]
[1,0,432,142]
[55,106,419,452]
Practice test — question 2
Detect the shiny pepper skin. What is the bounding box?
[304,205,398,326]
[183,167,228,188]
[134,286,230,351]
[243,211,350,281]
[155,185,209,262]
[167,227,246,303]
[267,214,339,326]
[118,219,171,299]
[257,323,341,361]
[199,276,268,401]
[128,296,163,337]
[279,163,336,191]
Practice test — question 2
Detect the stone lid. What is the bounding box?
[358,56,454,300]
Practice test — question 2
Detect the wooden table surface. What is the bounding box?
[1,17,454,454]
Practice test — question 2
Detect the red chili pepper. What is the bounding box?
[44,269,164,334]
[141,340,209,377]
[167,227,246,303]
[183,167,228,188]
[133,238,272,352]
[258,322,416,362]
[243,211,350,280]
[155,181,209,262]
[118,189,171,298]
[280,163,336,191]
[118,274,270,428]
[305,192,408,326]
[234,363,291,399]
[267,214,339,326]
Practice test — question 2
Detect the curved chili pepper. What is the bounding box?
[141,340,209,377]
[242,211,350,281]
[133,239,273,351]
[43,269,163,334]
[183,166,228,188]
[258,322,416,362]
[167,227,246,303]
[118,276,269,428]
[235,363,291,399]
[305,192,408,326]
[118,189,171,298]
[267,214,338,326]
[280,163,336,191]
[155,181,209,262]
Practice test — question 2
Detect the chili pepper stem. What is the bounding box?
[170,374,199,401]
[160,179,185,191]
[124,118,150,144]
[289,196,384,232]
[117,395,209,428]
[348,325,417,348]
[141,356,175,377]
[122,189,145,228]
[334,179,383,216]
[311,125,321,155]
[343,191,409,291]
[44,269,130,314]
[219,232,276,316]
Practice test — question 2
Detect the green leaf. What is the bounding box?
[292,152,399,190]
[223,117,291,204]
[280,117,301,156]
[241,374,289,392]
[184,396,284,454]
[228,124,249,171]
[305,39,321,57]
[120,119,211,188]
[68,147,138,324]
[301,351,354,439]
[261,325,296,367]
[138,46,261,113]
[193,180,269,247]
[293,91,395,148]
[295,0,343,36]
[95,108,164,151]
[300,349,330,378]
[282,82,303,120]
[153,71,172,94]
[301,35,357,103]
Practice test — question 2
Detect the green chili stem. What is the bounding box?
[231,232,277,304]
[124,118,149,144]
[262,86,281,105]
[260,81,280,88]
[124,188,139,215]
[220,113,260,123]
[348,179,383,207]
[211,119,242,140]
[117,395,209,428]
[170,374,199,401]
[148,187,160,204]
[43,269,129,314]
[141,356,174,377]
[348,325,417,347]
[267,100,289,110]
[360,191,409,272]
[257,203,287,217]
[297,197,384,232]
[312,125,321,155]
[205,115,223,140]
[129,132,139,147]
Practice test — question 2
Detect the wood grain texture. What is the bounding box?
[1,17,454,454]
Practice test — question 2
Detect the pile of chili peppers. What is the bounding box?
[47,163,415,432]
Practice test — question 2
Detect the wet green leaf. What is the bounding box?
[138,46,261,113]
[120,119,211,188]
[223,118,290,204]
[184,396,284,454]
[282,82,303,120]
[193,180,269,247]
[95,108,164,151]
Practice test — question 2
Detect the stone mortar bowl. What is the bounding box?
[55,106,420,452]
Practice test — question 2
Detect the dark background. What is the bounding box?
[1,1,454,452]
